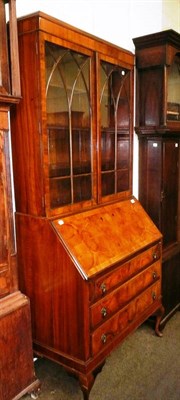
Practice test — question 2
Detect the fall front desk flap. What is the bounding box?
[51,197,162,280]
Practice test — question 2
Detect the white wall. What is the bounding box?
[16,0,180,50]
[15,0,180,198]
[162,0,180,33]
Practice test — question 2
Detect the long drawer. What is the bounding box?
[91,281,161,356]
[90,261,161,328]
[89,242,161,303]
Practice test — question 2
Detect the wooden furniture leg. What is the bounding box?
[79,361,106,400]
[154,305,165,337]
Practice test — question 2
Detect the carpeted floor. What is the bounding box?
[24,311,180,400]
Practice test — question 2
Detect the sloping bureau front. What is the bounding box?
[15,198,163,399]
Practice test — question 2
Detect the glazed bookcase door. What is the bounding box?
[45,41,95,213]
[98,55,132,203]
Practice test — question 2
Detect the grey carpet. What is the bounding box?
[24,311,180,400]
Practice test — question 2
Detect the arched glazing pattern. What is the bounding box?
[45,42,92,208]
[100,60,131,197]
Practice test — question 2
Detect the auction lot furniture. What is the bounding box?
[0,1,40,399]
[11,12,164,399]
[133,30,180,326]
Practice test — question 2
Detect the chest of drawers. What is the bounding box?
[16,197,163,399]
[90,258,161,356]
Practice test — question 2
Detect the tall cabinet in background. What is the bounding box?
[133,30,180,325]
[0,1,40,399]
[10,12,164,399]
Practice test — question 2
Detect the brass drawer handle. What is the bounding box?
[100,283,106,294]
[101,307,107,318]
[152,271,157,280]
[101,334,107,344]
[152,291,156,300]
[153,252,157,260]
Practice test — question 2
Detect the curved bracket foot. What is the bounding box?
[79,360,106,400]
[154,305,165,337]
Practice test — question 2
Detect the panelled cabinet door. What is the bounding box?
[139,138,179,249]
[139,138,162,230]
[161,140,179,247]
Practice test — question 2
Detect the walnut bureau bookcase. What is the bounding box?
[11,12,164,399]
[133,30,180,326]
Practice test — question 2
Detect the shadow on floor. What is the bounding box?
[24,312,180,400]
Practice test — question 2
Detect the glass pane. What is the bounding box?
[167,55,180,122]
[50,178,71,208]
[117,170,129,192]
[71,53,90,128]
[48,128,70,177]
[101,130,115,171]
[73,175,92,202]
[45,42,92,207]
[46,45,69,121]
[72,129,91,174]
[117,138,129,169]
[101,172,115,196]
[100,60,130,197]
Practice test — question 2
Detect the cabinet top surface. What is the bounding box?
[133,29,180,50]
[51,198,162,279]
[16,11,134,64]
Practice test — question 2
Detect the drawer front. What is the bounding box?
[91,281,161,356]
[89,242,161,302]
[0,268,10,298]
[90,261,161,328]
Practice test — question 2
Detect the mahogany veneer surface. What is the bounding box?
[52,198,162,279]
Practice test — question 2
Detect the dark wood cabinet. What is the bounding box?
[133,30,180,325]
[0,108,40,400]
[10,12,164,399]
[0,2,40,399]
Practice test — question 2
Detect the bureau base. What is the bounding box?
[33,301,164,400]
[15,200,164,400]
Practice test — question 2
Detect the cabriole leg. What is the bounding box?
[79,372,94,400]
